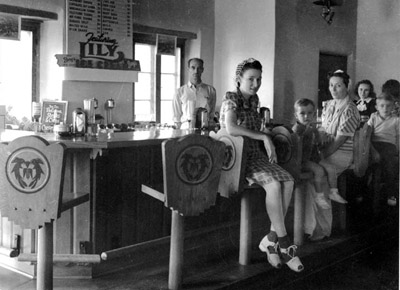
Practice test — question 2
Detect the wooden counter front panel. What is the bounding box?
[93,144,253,253]
[94,144,168,252]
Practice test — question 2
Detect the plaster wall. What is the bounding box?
[355,0,400,93]
[274,0,358,124]
[214,0,275,112]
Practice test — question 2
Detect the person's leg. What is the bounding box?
[304,161,330,209]
[267,180,293,234]
[262,181,286,237]
[259,181,284,268]
[261,180,303,272]
[281,180,294,217]
[319,155,349,204]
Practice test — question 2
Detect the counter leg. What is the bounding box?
[168,211,184,290]
[37,221,53,290]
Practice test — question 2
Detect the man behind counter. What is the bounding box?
[172,58,216,129]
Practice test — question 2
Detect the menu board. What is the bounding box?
[61,0,139,71]
[68,0,131,40]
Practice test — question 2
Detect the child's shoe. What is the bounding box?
[329,188,347,204]
[315,193,331,209]
[387,196,397,206]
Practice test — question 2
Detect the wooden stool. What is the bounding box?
[337,123,374,228]
[141,134,225,290]
[0,136,99,290]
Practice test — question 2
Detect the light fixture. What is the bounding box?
[313,0,343,25]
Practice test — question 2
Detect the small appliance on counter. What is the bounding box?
[72,107,86,136]
[84,98,97,136]
[105,98,115,124]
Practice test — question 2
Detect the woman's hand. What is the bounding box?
[262,135,277,163]
[319,131,334,146]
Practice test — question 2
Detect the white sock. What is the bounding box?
[330,188,339,195]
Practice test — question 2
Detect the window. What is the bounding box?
[133,34,183,124]
[0,19,40,129]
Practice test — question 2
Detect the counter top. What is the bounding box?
[0,129,192,149]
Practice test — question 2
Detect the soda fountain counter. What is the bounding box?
[0,129,255,278]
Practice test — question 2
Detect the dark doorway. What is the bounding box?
[318,53,348,109]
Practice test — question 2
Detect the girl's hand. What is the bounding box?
[263,135,277,163]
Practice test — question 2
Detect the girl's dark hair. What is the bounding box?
[240,60,262,75]
[354,79,376,98]
[327,70,350,88]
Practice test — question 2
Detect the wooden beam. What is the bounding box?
[132,23,197,40]
[61,193,90,213]
[141,185,164,202]
[18,253,101,264]
[0,4,58,20]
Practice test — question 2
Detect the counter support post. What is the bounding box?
[239,190,252,265]
[37,221,53,290]
[168,211,184,290]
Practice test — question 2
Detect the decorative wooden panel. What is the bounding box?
[0,136,66,229]
[162,134,225,216]
[209,129,248,198]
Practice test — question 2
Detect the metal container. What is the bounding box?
[105,98,115,109]
[200,109,208,130]
[260,107,270,124]
[72,108,86,136]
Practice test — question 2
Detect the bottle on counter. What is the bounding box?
[259,107,270,131]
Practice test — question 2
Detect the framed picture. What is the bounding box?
[41,100,68,127]
[0,13,20,41]
[156,34,177,56]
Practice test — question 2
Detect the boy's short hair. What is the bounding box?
[294,98,316,110]
[376,92,395,103]
[382,79,399,99]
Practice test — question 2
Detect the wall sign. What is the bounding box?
[57,0,140,71]
[41,100,68,127]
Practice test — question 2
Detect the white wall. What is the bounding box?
[214,0,275,112]
[273,0,358,124]
[355,0,400,92]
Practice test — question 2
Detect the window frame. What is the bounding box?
[21,18,41,103]
[132,33,186,123]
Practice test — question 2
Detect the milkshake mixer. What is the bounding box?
[105,98,115,125]
[84,98,97,136]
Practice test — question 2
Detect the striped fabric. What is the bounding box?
[322,98,360,152]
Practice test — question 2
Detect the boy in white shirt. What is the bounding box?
[367,92,400,206]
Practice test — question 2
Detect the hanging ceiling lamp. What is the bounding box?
[313,0,343,25]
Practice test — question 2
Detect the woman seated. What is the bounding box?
[319,70,361,204]
[219,58,303,272]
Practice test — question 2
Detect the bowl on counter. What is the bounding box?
[54,123,71,137]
